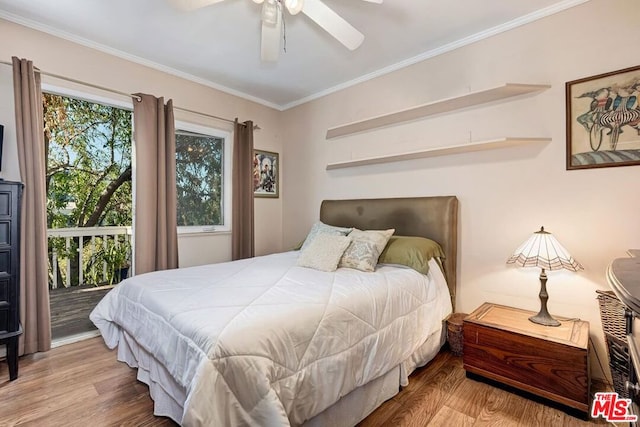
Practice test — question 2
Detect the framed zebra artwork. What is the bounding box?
[566,65,640,170]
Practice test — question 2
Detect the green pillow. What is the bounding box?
[378,236,445,274]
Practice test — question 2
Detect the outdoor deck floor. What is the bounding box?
[50,285,112,340]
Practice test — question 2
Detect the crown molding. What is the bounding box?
[0,10,283,111]
[280,0,590,110]
[1,0,589,111]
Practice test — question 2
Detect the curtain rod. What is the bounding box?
[0,60,257,129]
[173,105,260,130]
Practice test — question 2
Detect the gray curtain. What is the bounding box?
[232,119,254,260]
[12,57,51,355]
[132,94,178,274]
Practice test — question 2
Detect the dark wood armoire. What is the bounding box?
[0,180,23,381]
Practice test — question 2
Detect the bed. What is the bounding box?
[90,196,459,426]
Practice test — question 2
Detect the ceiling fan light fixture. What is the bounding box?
[284,0,303,15]
[252,0,264,3]
[261,0,279,26]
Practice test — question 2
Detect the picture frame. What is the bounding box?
[253,149,279,198]
[566,65,640,170]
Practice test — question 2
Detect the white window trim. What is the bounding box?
[42,83,134,111]
[175,120,232,235]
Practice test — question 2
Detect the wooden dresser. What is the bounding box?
[463,302,590,412]
[0,180,23,381]
[607,249,640,418]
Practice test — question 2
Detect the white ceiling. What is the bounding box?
[0,0,587,109]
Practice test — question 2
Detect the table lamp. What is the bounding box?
[506,226,583,326]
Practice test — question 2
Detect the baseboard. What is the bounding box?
[51,330,101,348]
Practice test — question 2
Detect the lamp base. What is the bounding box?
[529,268,561,327]
[529,312,561,327]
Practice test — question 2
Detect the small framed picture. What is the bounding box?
[566,65,640,170]
[253,149,279,198]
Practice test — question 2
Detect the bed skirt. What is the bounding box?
[114,323,446,426]
[303,325,446,427]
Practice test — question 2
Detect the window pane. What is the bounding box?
[45,93,133,229]
[175,130,224,227]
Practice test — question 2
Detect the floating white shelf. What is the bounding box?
[326,83,551,140]
[325,137,551,170]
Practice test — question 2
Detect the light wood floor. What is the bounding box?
[0,338,613,426]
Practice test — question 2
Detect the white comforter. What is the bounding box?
[91,251,451,426]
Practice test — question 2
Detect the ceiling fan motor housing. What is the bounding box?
[253,0,303,16]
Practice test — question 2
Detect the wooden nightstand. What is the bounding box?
[463,302,590,413]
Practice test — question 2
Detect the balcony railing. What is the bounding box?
[47,226,132,289]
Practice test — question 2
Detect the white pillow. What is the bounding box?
[339,228,395,272]
[297,234,351,272]
[300,221,352,251]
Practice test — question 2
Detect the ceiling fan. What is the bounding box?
[171,0,383,62]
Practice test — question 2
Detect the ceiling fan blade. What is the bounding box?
[361,0,383,3]
[168,0,226,12]
[302,0,364,51]
[261,12,282,62]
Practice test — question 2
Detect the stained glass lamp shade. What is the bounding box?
[507,226,583,326]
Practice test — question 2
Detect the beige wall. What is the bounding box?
[0,19,284,265]
[0,65,18,181]
[281,0,640,378]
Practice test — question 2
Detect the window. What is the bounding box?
[175,122,231,233]
[43,88,133,288]
[44,92,133,230]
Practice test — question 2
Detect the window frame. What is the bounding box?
[41,84,137,275]
[174,120,231,235]
[41,85,232,235]
[42,84,135,230]
[42,84,134,111]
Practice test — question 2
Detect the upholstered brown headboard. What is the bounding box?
[320,196,459,308]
